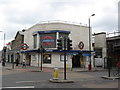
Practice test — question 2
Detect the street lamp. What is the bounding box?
[0,31,5,47]
[0,31,6,66]
[88,14,95,71]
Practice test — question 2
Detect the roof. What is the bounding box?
[106,35,120,40]
[27,20,88,30]
[93,32,106,36]
[14,31,24,39]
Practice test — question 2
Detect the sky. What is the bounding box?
[0,0,119,50]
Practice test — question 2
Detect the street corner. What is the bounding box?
[49,78,74,83]
[101,76,120,80]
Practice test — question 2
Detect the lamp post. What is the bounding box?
[0,31,5,46]
[88,14,95,71]
[0,31,6,66]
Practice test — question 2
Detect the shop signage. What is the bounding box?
[78,41,84,50]
[42,36,54,46]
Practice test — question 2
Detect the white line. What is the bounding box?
[16,81,37,83]
[3,86,35,88]
[16,81,40,83]
[16,80,45,83]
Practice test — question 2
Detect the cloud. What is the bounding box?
[92,2,118,33]
[0,0,119,50]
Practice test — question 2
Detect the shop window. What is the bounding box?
[94,48,102,58]
[32,55,36,61]
[60,54,68,61]
[43,54,51,64]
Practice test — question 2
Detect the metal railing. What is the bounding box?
[107,31,120,37]
[37,20,87,27]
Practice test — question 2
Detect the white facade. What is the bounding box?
[94,32,107,67]
[24,23,91,51]
[22,22,93,68]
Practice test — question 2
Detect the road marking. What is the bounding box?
[3,86,35,88]
[16,81,37,83]
[16,80,45,83]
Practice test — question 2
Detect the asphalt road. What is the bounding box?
[2,66,119,89]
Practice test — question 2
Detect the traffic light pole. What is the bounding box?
[3,47,6,66]
[57,37,72,80]
[12,61,14,69]
[40,45,43,71]
[64,37,67,80]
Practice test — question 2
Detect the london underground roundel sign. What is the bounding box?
[42,36,54,46]
[21,43,29,50]
[78,41,84,50]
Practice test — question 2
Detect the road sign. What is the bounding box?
[78,41,84,50]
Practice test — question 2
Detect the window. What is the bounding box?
[94,48,102,58]
[43,54,51,64]
[33,35,37,48]
[32,55,36,61]
[60,54,68,61]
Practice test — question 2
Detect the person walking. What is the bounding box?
[116,61,120,75]
[16,58,19,66]
[22,59,26,68]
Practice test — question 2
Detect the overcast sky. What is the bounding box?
[0,0,119,50]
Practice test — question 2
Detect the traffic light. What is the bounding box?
[67,39,72,50]
[38,48,40,53]
[42,48,45,53]
[38,47,45,53]
[57,39,62,50]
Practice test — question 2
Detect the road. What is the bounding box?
[2,64,119,89]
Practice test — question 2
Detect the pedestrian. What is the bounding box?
[22,59,26,68]
[116,61,120,68]
[116,61,120,76]
[16,58,19,66]
[2,58,5,66]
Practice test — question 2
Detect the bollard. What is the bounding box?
[66,64,68,68]
[53,68,59,80]
[88,64,91,71]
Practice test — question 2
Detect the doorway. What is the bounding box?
[25,53,31,66]
[72,55,80,68]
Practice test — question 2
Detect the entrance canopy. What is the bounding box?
[21,49,94,56]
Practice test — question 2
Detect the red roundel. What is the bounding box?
[21,43,29,50]
[78,41,84,50]
[43,36,54,46]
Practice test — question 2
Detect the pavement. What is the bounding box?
[2,63,107,72]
